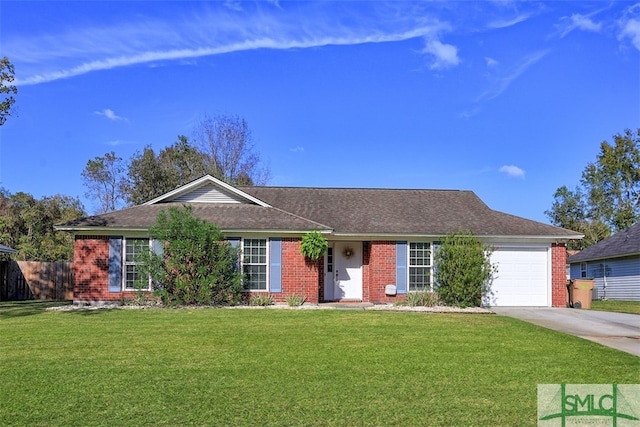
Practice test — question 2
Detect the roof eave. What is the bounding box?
[568,251,640,263]
[330,232,584,241]
[59,226,334,235]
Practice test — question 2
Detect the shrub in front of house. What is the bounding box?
[285,294,306,307]
[433,231,496,308]
[142,205,243,306]
[249,294,274,306]
[404,290,440,307]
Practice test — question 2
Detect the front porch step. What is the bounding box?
[320,302,375,310]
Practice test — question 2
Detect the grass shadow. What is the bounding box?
[61,307,122,316]
[0,300,72,318]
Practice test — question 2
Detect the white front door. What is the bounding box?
[333,242,362,300]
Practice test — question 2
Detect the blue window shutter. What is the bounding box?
[396,241,407,294]
[227,238,241,271]
[150,239,164,289]
[269,238,282,293]
[108,237,123,292]
[431,241,441,288]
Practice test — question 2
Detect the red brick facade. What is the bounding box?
[363,241,404,304]
[73,236,567,307]
[275,238,322,303]
[551,243,568,308]
[73,236,140,303]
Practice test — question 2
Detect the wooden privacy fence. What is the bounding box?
[0,261,73,301]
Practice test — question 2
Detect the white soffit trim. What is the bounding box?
[329,233,583,241]
[143,175,271,207]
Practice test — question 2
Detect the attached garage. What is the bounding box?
[489,245,550,307]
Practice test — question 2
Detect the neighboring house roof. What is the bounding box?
[0,244,16,254]
[568,223,640,263]
[57,175,582,240]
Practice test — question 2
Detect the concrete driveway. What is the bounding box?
[492,307,640,357]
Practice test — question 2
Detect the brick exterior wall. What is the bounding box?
[73,235,568,307]
[363,241,403,303]
[551,242,568,307]
[249,238,323,303]
[73,236,141,304]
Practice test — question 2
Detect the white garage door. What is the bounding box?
[489,246,549,307]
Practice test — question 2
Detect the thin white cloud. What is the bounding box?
[9,4,445,86]
[422,38,460,70]
[459,106,482,119]
[558,13,602,38]
[485,56,499,67]
[289,146,304,153]
[488,12,535,30]
[618,4,640,50]
[499,165,525,178]
[223,1,243,12]
[94,108,127,122]
[478,49,549,102]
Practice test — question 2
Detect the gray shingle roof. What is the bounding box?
[58,202,330,232]
[58,179,581,239]
[239,186,582,237]
[567,223,640,263]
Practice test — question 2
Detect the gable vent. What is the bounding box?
[171,184,247,204]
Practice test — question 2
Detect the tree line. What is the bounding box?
[83,114,268,213]
[0,191,84,261]
[545,128,640,250]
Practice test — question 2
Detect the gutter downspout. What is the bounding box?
[602,259,608,300]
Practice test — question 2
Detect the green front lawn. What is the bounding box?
[591,299,640,315]
[1,303,638,426]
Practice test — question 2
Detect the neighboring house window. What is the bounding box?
[327,247,333,273]
[580,262,587,278]
[124,238,150,290]
[243,238,267,290]
[409,242,431,291]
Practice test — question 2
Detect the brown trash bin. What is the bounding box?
[571,279,595,309]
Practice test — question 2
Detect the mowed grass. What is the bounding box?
[591,299,640,315]
[1,303,638,426]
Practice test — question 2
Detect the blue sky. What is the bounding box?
[1,1,639,221]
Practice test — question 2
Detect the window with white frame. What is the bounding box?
[124,238,150,290]
[409,242,432,291]
[243,238,267,290]
[580,262,587,278]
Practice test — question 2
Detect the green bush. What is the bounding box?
[404,291,440,307]
[249,294,274,306]
[300,231,328,260]
[433,231,496,308]
[285,294,306,307]
[141,205,242,306]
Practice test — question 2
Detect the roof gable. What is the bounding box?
[144,175,270,207]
